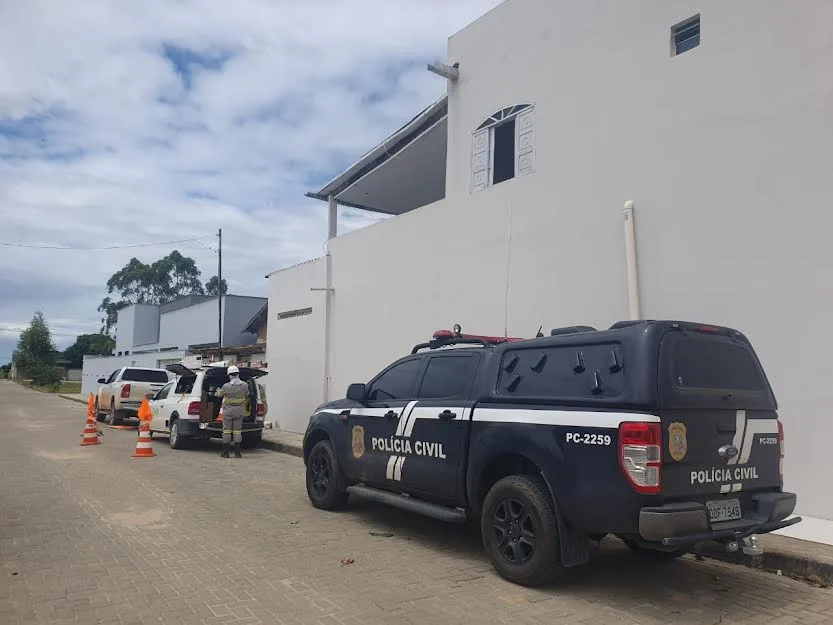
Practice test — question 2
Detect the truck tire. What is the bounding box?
[481,475,564,587]
[94,398,105,422]
[169,418,187,450]
[305,439,348,511]
[242,432,262,449]
[105,401,124,426]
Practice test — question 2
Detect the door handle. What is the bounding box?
[384,410,398,420]
[439,410,457,421]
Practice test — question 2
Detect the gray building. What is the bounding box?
[82,295,266,395]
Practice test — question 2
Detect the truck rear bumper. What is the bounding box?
[639,492,799,547]
[197,422,264,436]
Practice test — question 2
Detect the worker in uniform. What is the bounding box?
[215,365,248,458]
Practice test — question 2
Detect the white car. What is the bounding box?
[148,363,268,449]
[96,366,170,425]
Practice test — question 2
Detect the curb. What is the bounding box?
[694,540,833,588]
[259,437,304,458]
[59,394,87,405]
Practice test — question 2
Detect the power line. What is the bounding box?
[0,325,81,337]
[0,235,213,250]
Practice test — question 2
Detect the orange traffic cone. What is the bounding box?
[132,399,155,458]
[81,394,101,446]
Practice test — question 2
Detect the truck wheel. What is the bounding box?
[306,440,348,511]
[105,402,124,426]
[94,399,104,422]
[481,475,564,587]
[242,432,262,449]
[169,418,187,450]
[622,539,687,560]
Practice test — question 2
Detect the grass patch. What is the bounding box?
[19,380,82,394]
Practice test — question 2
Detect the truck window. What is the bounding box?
[174,376,195,394]
[658,333,775,410]
[155,382,174,400]
[367,359,421,401]
[418,355,477,399]
[496,343,625,399]
[106,370,119,384]
[122,369,169,383]
[671,337,764,391]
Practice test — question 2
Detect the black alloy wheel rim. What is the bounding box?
[492,497,536,565]
[309,451,331,500]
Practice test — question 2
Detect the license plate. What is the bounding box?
[707,498,742,523]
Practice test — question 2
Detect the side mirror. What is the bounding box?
[97,378,106,384]
[346,383,366,402]
[145,392,155,400]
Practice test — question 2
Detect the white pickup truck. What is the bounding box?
[95,366,170,425]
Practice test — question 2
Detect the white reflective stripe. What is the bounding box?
[719,484,731,494]
[472,409,659,429]
[135,442,153,449]
[738,419,778,464]
[350,408,392,418]
[386,456,398,480]
[731,483,743,492]
[728,410,746,466]
[395,401,418,437]
[393,456,405,481]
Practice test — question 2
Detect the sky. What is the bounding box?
[0,0,502,364]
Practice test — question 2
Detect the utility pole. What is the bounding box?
[217,228,223,350]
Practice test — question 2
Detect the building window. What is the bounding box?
[471,104,535,192]
[672,15,700,56]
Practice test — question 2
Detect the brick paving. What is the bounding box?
[2,381,833,625]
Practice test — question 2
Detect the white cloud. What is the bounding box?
[0,0,502,363]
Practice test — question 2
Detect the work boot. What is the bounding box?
[234,443,242,459]
[220,444,230,458]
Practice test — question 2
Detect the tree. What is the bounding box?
[98,297,127,335]
[205,275,228,296]
[12,312,60,387]
[98,250,209,332]
[0,364,10,379]
[62,334,116,368]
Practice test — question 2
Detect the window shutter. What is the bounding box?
[516,107,535,177]
[471,128,489,192]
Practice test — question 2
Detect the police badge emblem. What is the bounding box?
[668,422,687,461]
[352,425,365,459]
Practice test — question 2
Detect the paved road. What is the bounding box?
[2,382,832,625]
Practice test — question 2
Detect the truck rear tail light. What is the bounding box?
[187,401,201,416]
[256,403,265,417]
[618,422,662,494]
[121,384,131,398]
[777,420,784,484]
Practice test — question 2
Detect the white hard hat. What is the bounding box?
[227,365,240,376]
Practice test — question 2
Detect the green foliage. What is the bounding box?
[0,364,10,379]
[13,312,58,383]
[62,333,115,368]
[97,250,210,333]
[205,275,228,296]
[28,362,62,389]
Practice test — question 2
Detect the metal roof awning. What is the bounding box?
[307,95,448,216]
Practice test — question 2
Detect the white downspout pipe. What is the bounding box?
[623,201,641,321]
[322,195,337,403]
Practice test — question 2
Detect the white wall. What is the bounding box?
[271,0,833,524]
[327,0,833,522]
[265,259,326,433]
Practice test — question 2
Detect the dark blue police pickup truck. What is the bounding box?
[302,320,800,586]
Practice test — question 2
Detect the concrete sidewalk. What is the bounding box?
[53,391,833,587]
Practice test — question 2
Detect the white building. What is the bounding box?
[266,0,833,542]
[82,294,266,395]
